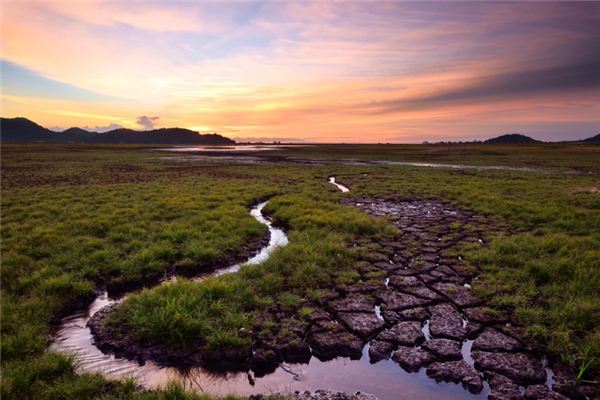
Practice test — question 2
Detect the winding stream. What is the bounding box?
[328,176,350,193]
[203,201,287,278]
[50,201,292,390]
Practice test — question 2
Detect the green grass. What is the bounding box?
[1,178,277,360]
[108,191,392,351]
[275,142,600,173]
[1,142,599,398]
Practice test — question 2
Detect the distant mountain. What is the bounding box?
[581,133,600,144]
[60,127,97,142]
[84,127,235,145]
[484,134,539,144]
[1,117,235,145]
[0,117,56,142]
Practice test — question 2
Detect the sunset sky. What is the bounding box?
[1,1,599,143]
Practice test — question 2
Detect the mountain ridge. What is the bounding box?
[581,133,600,144]
[2,117,598,144]
[484,133,539,144]
[1,117,235,145]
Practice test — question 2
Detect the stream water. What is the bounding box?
[158,145,292,153]
[328,176,350,192]
[51,297,488,400]
[202,201,287,278]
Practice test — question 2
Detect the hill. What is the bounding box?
[85,127,234,145]
[485,134,539,144]
[1,117,235,145]
[60,127,97,142]
[0,117,57,141]
[581,133,600,144]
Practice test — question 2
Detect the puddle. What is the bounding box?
[159,155,264,164]
[422,320,432,341]
[369,160,546,173]
[374,305,384,321]
[461,340,475,368]
[545,367,556,391]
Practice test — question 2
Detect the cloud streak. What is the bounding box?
[360,49,600,115]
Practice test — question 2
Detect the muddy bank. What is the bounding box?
[50,207,272,323]
[100,198,284,296]
[88,303,203,367]
[86,200,288,371]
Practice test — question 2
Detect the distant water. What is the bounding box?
[157,149,551,173]
[157,145,290,152]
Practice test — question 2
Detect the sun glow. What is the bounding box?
[2,1,599,141]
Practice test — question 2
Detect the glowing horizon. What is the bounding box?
[1,1,599,143]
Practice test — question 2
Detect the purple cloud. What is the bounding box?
[136,115,159,130]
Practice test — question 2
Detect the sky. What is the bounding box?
[1,1,599,143]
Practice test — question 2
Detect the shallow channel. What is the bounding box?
[328,176,350,193]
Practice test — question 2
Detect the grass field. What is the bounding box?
[1,143,599,399]
[274,142,600,173]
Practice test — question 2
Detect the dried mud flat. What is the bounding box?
[340,198,592,399]
[89,197,592,400]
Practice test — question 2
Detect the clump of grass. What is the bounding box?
[472,233,599,372]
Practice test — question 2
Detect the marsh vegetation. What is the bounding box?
[1,143,598,399]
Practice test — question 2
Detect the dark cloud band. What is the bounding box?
[364,48,600,114]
